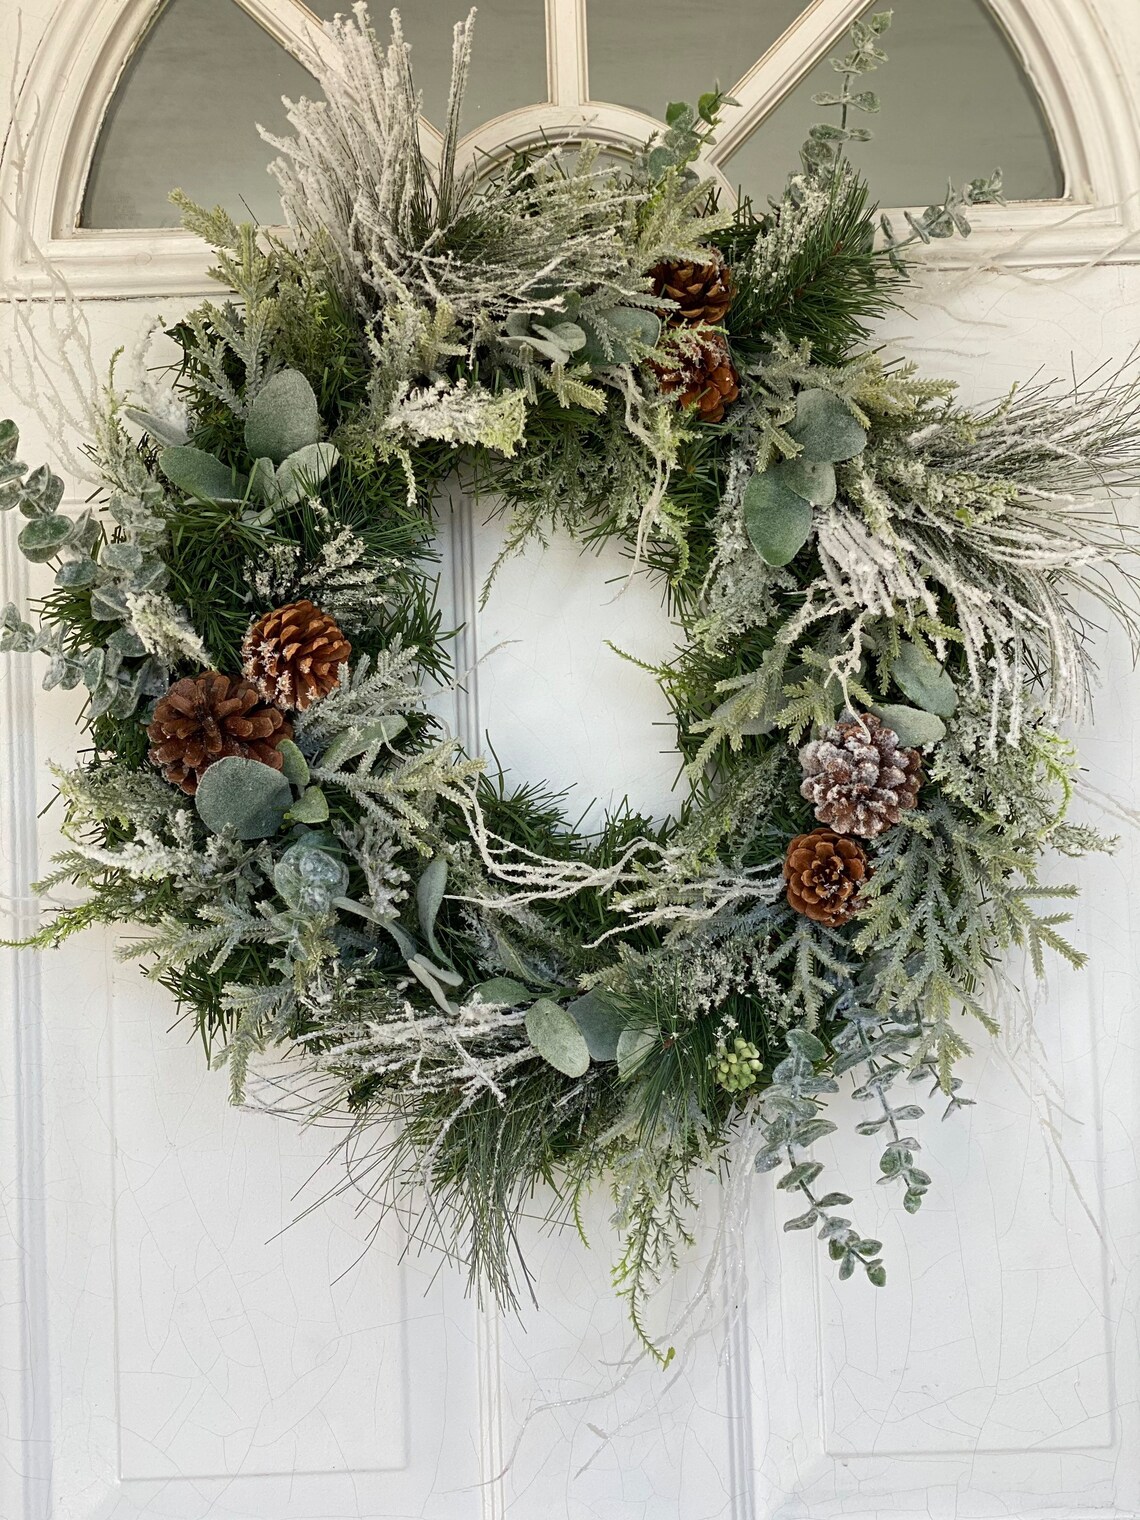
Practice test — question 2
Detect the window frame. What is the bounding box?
[1,0,1137,297]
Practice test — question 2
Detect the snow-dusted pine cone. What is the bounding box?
[242,599,352,712]
[653,332,741,423]
[648,251,735,327]
[783,829,870,927]
[147,671,292,795]
[799,713,922,839]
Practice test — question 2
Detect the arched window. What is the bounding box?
[80,0,1063,230]
[3,0,1137,293]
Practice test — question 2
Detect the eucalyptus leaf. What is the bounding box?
[785,1029,827,1063]
[106,626,146,659]
[743,468,815,567]
[525,998,590,1078]
[23,465,64,512]
[781,457,837,506]
[788,388,867,462]
[194,755,292,839]
[891,639,957,717]
[471,976,533,1006]
[244,369,321,464]
[870,703,946,748]
[566,990,624,1062]
[276,738,310,787]
[89,585,129,621]
[54,558,98,590]
[160,445,248,503]
[416,855,449,961]
[0,419,19,459]
[287,785,330,824]
[579,307,662,366]
[17,515,72,562]
[616,1027,656,1079]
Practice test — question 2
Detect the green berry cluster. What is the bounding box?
[715,1037,764,1094]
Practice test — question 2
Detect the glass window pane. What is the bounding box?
[82,0,321,229]
[306,0,548,135]
[721,0,1063,207]
[586,0,806,117]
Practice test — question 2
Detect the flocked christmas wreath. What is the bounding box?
[4,7,1140,1354]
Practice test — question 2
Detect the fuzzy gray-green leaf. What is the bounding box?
[788,388,867,462]
[194,755,292,839]
[287,785,330,824]
[743,468,815,566]
[244,369,321,464]
[273,442,340,506]
[471,976,533,1005]
[870,703,946,748]
[781,457,837,506]
[525,998,590,1078]
[160,446,248,503]
[416,855,449,961]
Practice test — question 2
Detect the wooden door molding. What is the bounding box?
[2,0,1139,299]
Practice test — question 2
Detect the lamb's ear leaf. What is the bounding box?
[416,855,449,962]
[248,456,278,502]
[273,441,340,506]
[124,404,189,447]
[244,369,321,464]
[743,468,814,566]
[159,445,248,503]
[194,755,292,839]
[525,998,590,1078]
[870,703,946,748]
[788,388,867,462]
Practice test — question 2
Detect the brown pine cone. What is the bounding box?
[242,599,352,712]
[147,671,292,795]
[784,829,870,927]
[653,333,741,423]
[799,713,922,839]
[649,252,734,327]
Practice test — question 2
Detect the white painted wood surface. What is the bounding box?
[2,4,1140,1517]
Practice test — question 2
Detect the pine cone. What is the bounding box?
[242,599,352,712]
[649,252,734,327]
[799,713,922,839]
[147,671,292,795]
[653,333,741,423]
[783,829,870,927]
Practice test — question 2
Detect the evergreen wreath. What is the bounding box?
[4,7,1140,1356]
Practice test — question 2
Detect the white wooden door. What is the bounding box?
[3,3,1140,1517]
